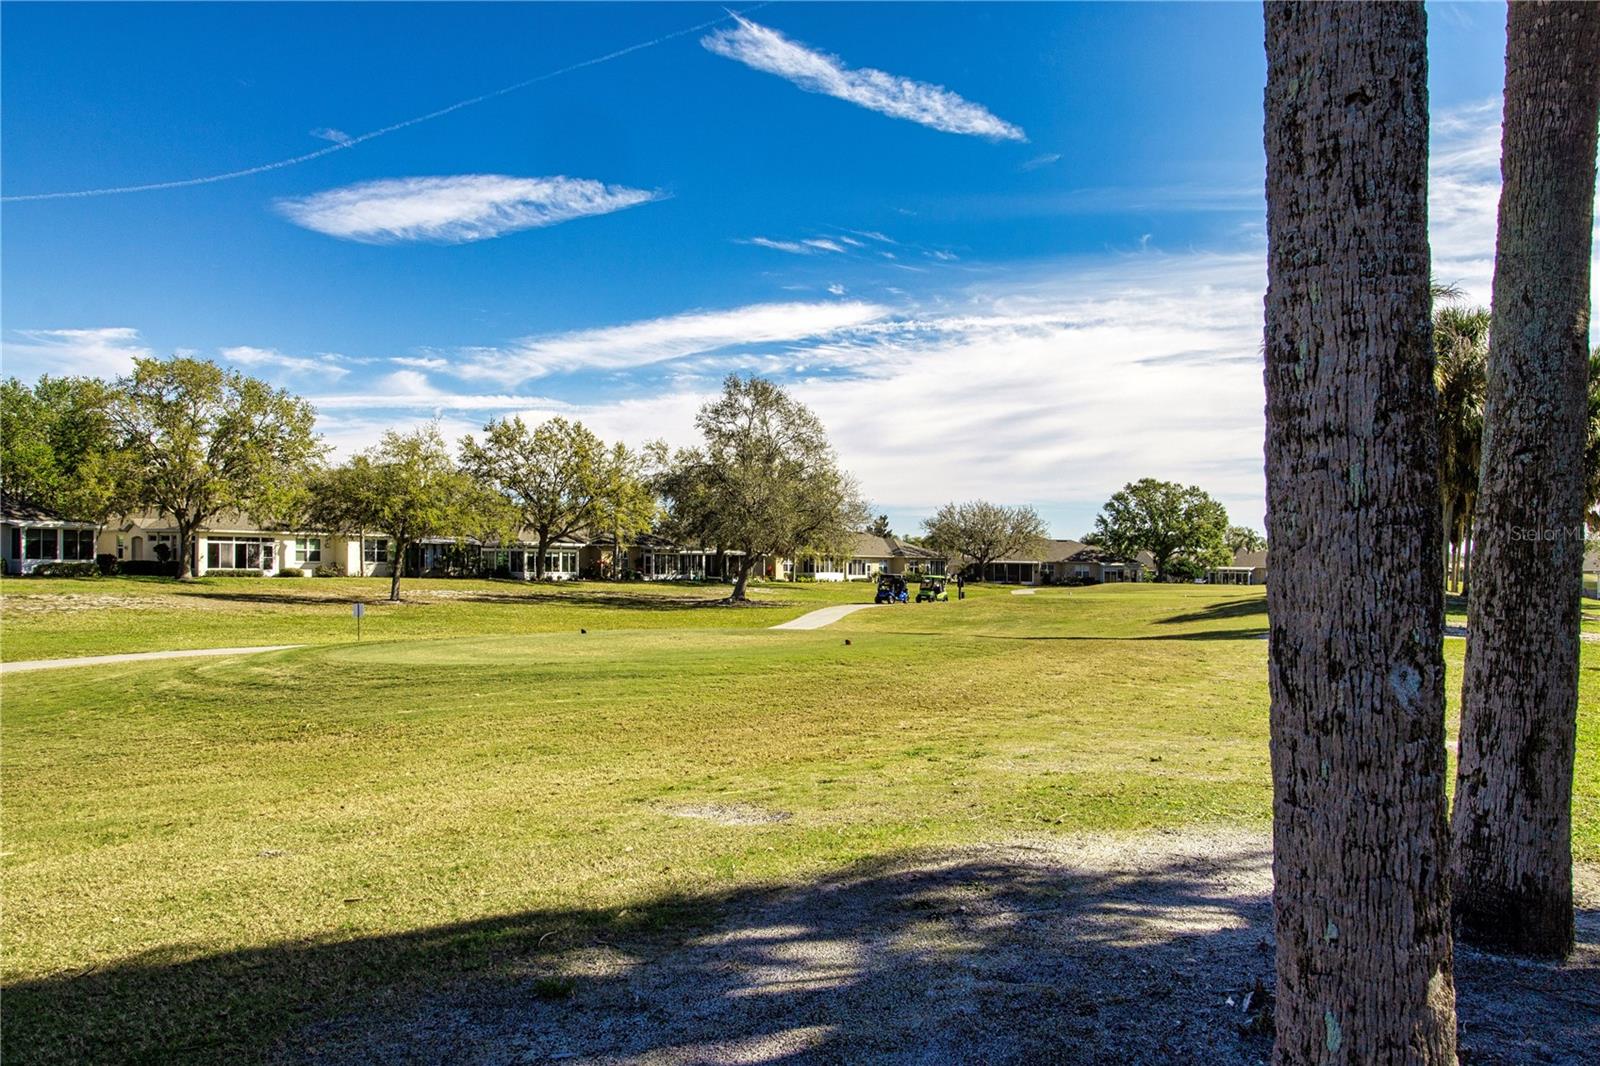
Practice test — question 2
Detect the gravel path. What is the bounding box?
[769,604,879,631]
[0,645,302,674]
[279,829,1598,1065]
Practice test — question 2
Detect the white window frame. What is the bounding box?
[24,528,59,560]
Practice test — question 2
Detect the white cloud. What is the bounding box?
[828,283,847,296]
[327,253,1269,530]
[456,300,889,383]
[220,345,349,378]
[1019,152,1062,172]
[390,356,450,370]
[744,237,814,254]
[310,370,565,412]
[276,174,661,244]
[743,235,849,255]
[1,327,152,378]
[1428,99,1503,307]
[703,15,1026,142]
[310,127,352,145]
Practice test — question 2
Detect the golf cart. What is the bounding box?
[916,577,949,603]
[874,573,910,604]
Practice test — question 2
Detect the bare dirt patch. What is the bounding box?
[277,829,1598,1064]
[664,804,793,826]
[0,594,179,615]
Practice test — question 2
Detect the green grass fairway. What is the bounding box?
[0,574,876,662]
[2,582,1596,1063]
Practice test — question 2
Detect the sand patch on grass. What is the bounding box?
[280,828,1600,1064]
[665,804,793,826]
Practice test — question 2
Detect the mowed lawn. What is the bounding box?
[0,574,871,661]
[2,581,1596,1064]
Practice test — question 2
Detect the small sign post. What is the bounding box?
[352,601,365,641]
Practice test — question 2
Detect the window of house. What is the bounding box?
[23,528,58,560]
[363,538,390,564]
[63,529,96,560]
[295,537,322,564]
[116,535,126,560]
[206,536,275,570]
[545,549,577,573]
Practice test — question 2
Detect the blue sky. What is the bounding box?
[1,2,1527,537]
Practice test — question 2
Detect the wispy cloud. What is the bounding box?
[456,301,889,383]
[276,175,661,244]
[742,235,851,255]
[324,251,1271,530]
[310,127,352,145]
[220,345,349,378]
[1,327,152,378]
[310,370,566,412]
[703,15,1026,142]
[1019,152,1062,172]
[390,356,450,370]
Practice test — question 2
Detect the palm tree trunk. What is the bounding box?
[1442,498,1456,592]
[1452,0,1600,960]
[1264,4,1456,1059]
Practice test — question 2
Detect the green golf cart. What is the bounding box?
[916,577,949,602]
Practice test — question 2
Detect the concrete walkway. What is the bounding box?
[770,604,879,631]
[1,645,303,675]
[1011,588,1037,596]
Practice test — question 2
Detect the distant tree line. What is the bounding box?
[0,361,870,603]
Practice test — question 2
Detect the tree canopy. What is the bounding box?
[110,357,321,579]
[592,440,662,577]
[0,375,123,521]
[311,426,502,600]
[1225,525,1267,555]
[658,375,866,601]
[921,500,1048,575]
[460,416,606,579]
[1091,478,1230,580]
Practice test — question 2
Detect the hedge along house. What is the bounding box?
[1,495,102,574]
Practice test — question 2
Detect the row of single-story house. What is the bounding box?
[3,495,1269,585]
[777,533,948,581]
[971,539,1151,585]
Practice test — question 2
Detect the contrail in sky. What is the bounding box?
[2,6,764,203]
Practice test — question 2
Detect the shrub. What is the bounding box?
[314,561,346,577]
[117,559,180,577]
[95,553,119,576]
[202,569,265,578]
[29,561,99,578]
[276,566,305,578]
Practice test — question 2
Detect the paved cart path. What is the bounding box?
[769,603,880,631]
[1,645,303,675]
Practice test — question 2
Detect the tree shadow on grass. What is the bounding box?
[6,833,1592,1065]
[1157,598,1269,628]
